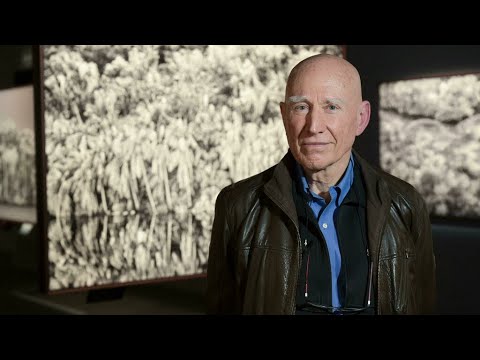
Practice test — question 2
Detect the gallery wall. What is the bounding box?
[0,46,32,89]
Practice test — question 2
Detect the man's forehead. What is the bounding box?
[287,95,345,104]
[287,95,308,103]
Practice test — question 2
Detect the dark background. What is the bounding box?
[1,45,479,314]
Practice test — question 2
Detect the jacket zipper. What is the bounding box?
[373,201,389,314]
[294,227,302,314]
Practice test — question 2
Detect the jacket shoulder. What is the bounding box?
[376,166,427,209]
[354,151,426,209]
[217,165,276,205]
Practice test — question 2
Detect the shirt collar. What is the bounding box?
[296,154,355,205]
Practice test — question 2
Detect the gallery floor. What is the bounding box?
[1,276,207,315]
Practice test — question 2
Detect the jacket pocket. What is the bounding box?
[381,249,416,314]
[400,249,417,313]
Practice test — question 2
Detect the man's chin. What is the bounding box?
[291,150,330,170]
[299,157,330,173]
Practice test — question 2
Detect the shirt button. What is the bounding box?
[322,223,328,229]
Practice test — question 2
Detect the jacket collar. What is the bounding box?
[351,149,389,209]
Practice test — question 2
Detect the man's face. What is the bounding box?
[280,61,368,173]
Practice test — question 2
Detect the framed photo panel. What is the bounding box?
[0,85,36,224]
[379,72,480,222]
[34,45,345,293]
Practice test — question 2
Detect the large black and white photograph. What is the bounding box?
[379,73,480,220]
[39,45,343,292]
[0,85,36,223]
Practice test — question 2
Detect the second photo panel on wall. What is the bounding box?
[0,85,36,224]
[379,72,480,221]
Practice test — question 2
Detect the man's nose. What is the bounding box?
[305,107,326,133]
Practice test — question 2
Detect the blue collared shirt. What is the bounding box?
[297,155,355,308]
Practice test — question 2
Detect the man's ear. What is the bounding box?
[356,101,371,136]
[279,101,287,124]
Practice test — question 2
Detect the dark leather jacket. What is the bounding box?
[207,150,436,314]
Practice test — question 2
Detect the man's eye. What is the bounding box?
[294,104,308,111]
[325,104,339,112]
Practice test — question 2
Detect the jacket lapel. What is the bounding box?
[263,151,299,228]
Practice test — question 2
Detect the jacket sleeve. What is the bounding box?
[413,195,437,314]
[206,189,238,314]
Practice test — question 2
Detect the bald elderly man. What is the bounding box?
[206,54,436,315]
